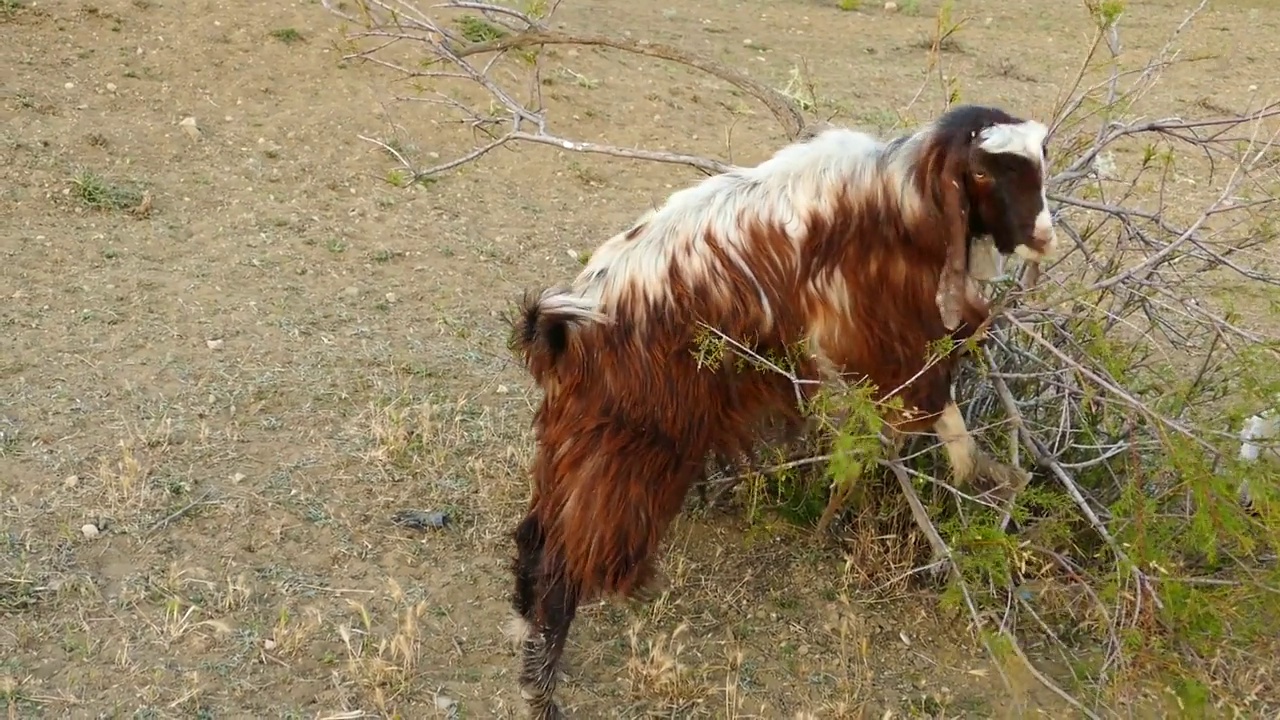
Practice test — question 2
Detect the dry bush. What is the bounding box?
[324,0,1280,714]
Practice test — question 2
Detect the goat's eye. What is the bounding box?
[973,171,988,180]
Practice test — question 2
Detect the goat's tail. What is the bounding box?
[507,287,608,384]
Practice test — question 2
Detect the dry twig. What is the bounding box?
[323,0,806,179]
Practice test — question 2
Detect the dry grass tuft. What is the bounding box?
[625,619,710,711]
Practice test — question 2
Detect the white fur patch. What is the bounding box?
[569,126,917,325]
[1238,407,1280,507]
[503,614,532,650]
[967,236,1004,281]
[977,120,1049,167]
[539,288,612,325]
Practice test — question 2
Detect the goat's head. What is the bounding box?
[927,104,1057,330]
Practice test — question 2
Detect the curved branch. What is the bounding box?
[450,30,807,141]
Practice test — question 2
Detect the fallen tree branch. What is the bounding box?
[324,0,806,179]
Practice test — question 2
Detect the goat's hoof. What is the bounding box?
[973,457,1031,502]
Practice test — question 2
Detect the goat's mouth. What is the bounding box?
[1014,208,1057,262]
[1014,243,1048,262]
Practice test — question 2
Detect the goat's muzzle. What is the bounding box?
[1014,207,1057,262]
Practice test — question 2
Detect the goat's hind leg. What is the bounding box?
[507,514,542,649]
[517,570,578,719]
[510,513,576,719]
[932,399,1030,502]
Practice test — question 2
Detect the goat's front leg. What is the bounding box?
[932,399,1030,502]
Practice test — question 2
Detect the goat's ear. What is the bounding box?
[935,157,972,331]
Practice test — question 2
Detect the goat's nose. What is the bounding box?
[1013,208,1057,262]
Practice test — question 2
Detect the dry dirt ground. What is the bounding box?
[2,0,1278,717]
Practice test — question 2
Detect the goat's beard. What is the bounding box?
[967,236,1005,282]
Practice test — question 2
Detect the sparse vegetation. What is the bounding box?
[3,0,1278,717]
[69,170,145,211]
[269,27,302,43]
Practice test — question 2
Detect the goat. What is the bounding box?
[504,104,1058,718]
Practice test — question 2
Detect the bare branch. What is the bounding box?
[325,0,806,179]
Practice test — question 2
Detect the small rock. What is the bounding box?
[263,638,277,651]
[232,472,246,483]
[384,292,397,304]
[64,475,79,488]
[105,82,117,93]
[206,338,224,350]
[81,523,100,539]
[341,285,360,299]
[434,695,457,711]
[496,384,510,394]
[179,116,201,140]
[884,1,898,11]
[65,82,75,90]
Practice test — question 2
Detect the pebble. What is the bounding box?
[105,82,117,93]
[81,523,100,539]
[341,285,360,299]
[884,1,899,11]
[206,338,225,350]
[179,116,201,140]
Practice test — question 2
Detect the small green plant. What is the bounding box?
[269,27,303,44]
[837,0,860,11]
[70,171,145,211]
[1087,0,1125,29]
[456,15,507,43]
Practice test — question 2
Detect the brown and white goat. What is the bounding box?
[505,104,1057,718]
